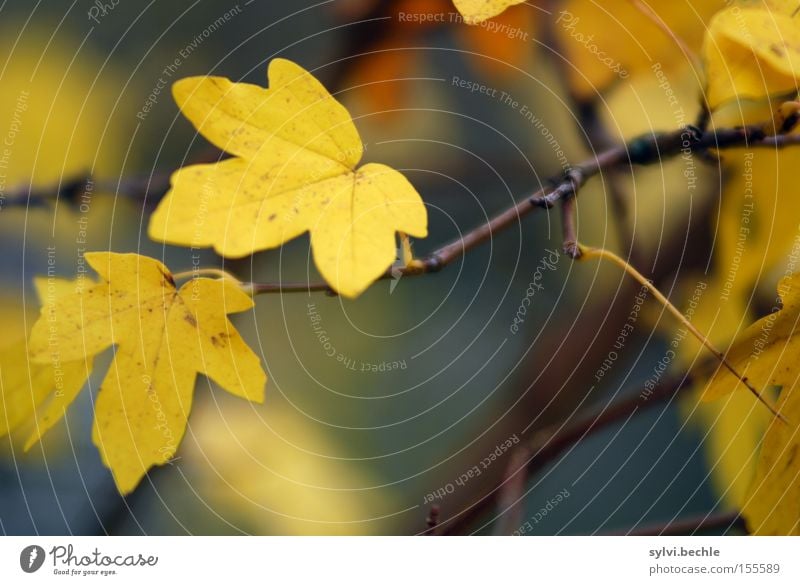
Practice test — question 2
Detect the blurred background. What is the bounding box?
[0,0,787,535]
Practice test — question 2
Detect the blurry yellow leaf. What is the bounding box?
[0,28,132,260]
[742,395,800,534]
[675,148,800,379]
[700,274,800,533]
[671,142,800,511]
[453,0,721,97]
[556,0,723,98]
[682,386,771,508]
[0,277,91,449]
[150,59,428,298]
[0,29,126,187]
[703,274,800,403]
[597,65,716,260]
[185,401,393,535]
[28,252,266,494]
[0,342,89,446]
[452,0,526,24]
[677,282,770,508]
[703,6,800,109]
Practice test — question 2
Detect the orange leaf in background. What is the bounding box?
[344,43,423,116]
[339,0,539,119]
[340,0,447,117]
[457,4,537,77]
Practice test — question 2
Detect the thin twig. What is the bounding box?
[560,196,580,259]
[422,505,440,536]
[580,245,785,421]
[612,510,746,536]
[572,97,639,263]
[439,371,696,535]
[243,122,795,295]
[4,122,799,297]
[492,444,534,536]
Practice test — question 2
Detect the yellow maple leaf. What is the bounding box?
[28,252,266,494]
[149,59,428,299]
[452,0,527,24]
[0,277,91,449]
[704,273,800,533]
[703,4,800,109]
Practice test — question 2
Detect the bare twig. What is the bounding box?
[439,371,696,535]
[560,196,580,259]
[492,445,534,536]
[612,510,746,536]
[422,505,440,536]
[571,97,638,262]
[4,122,798,297]
[243,121,796,295]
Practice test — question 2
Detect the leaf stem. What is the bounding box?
[171,268,241,284]
[578,244,786,422]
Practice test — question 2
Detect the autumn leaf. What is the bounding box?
[452,0,722,97]
[452,0,526,24]
[28,252,266,494]
[0,277,91,449]
[340,0,535,121]
[458,5,535,75]
[704,273,800,533]
[703,4,800,109]
[673,146,800,507]
[149,59,428,299]
[556,0,722,99]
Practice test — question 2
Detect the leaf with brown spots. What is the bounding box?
[28,252,266,494]
[149,59,427,298]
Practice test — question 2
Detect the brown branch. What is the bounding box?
[492,444,534,536]
[243,122,797,296]
[438,370,697,535]
[612,510,746,536]
[0,148,225,209]
[245,281,337,295]
[422,505,440,536]
[560,196,580,259]
[572,97,639,263]
[4,122,799,297]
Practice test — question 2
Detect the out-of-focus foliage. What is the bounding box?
[183,399,395,535]
[0,278,90,448]
[703,3,800,109]
[555,0,723,98]
[705,273,800,534]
